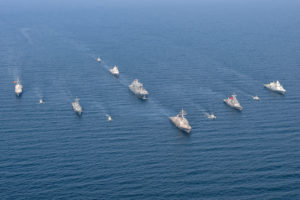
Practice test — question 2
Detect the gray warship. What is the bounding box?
[129,79,148,100]
[72,97,82,115]
[224,94,243,111]
[169,109,192,133]
[264,81,286,94]
[109,65,119,77]
[14,79,23,96]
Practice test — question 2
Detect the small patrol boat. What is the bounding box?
[206,113,216,120]
[39,98,45,104]
[106,114,112,122]
[252,96,260,101]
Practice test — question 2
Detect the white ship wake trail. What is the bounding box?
[53,77,73,103]
[92,102,105,112]
[91,101,110,119]
[45,29,96,60]
[147,98,172,117]
[33,87,43,99]
[60,88,73,103]
[204,112,211,118]
[7,57,21,81]
[214,65,263,96]
[20,28,33,45]
[204,112,217,120]
[188,102,210,120]
[198,86,225,99]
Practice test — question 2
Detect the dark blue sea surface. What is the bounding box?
[1,0,300,199]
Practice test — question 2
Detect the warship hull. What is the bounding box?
[111,73,119,78]
[15,91,22,97]
[110,72,119,77]
[15,86,22,97]
[224,100,243,111]
[129,87,147,100]
[264,84,286,94]
[73,109,82,116]
[169,117,191,133]
[72,104,82,116]
[109,67,119,77]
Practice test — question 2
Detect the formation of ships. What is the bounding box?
[13,57,287,134]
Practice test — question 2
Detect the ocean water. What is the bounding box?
[1,0,300,199]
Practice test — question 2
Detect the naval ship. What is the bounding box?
[39,98,45,104]
[206,113,216,120]
[106,114,112,122]
[264,81,286,94]
[170,109,192,133]
[129,79,148,100]
[224,94,243,111]
[14,79,23,96]
[72,97,82,115]
[252,95,260,101]
[109,65,119,77]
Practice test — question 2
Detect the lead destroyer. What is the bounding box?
[72,97,82,115]
[14,79,23,96]
[129,79,148,100]
[224,94,243,111]
[170,109,192,133]
[264,81,286,94]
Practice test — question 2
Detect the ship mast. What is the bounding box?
[179,109,187,118]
